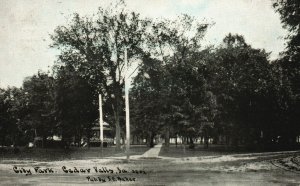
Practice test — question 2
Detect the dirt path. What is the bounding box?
[140,143,163,158]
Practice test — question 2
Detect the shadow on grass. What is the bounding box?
[0,145,150,161]
[158,144,300,158]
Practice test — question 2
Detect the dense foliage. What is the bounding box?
[0,1,299,150]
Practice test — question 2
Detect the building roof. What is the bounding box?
[91,126,111,131]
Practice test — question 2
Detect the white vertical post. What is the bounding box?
[125,48,130,161]
[99,94,103,155]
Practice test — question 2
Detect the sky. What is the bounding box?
[0,0,288,88]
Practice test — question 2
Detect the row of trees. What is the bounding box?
[0,0,299,149]
[131,32,296,148]
[0,68,98,147]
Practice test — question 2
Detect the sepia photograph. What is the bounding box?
[0,0,300,185]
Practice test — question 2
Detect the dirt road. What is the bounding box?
[1,150,300,185]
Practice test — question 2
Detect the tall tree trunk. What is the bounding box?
[147,131,155,147]
[189,137,194,144]
[204,136,209,149]
[165,127,170,147]
[78,130,82,147]
[86,126,91,148]
[175,134,178,148]
[147,131,151,147]
[42,136,46,148]
[188,137,195,149]
[1,135,4,147]
[87,137,90,148]
[150,132,155,147]
[114,108,121,151]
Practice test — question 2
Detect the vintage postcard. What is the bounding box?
[0,0,299,185]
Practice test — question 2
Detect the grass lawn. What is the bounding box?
[159,144,246,158]
[1,148,300,185]
[1,143,300,185]
[0,145,150,162]
[159,143,300,158]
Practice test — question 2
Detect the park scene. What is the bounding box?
[1,0,300,185]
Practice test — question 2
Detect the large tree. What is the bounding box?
[131,15,215,147]
[55,64,98,147]
[0,88,18,146]
[50,4,149,150]
[210,34,283,147]
[273,0,300,144]
[22,72,56,147]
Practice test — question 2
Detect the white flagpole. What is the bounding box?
[125,48,130,161]
[99,94,103,155]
